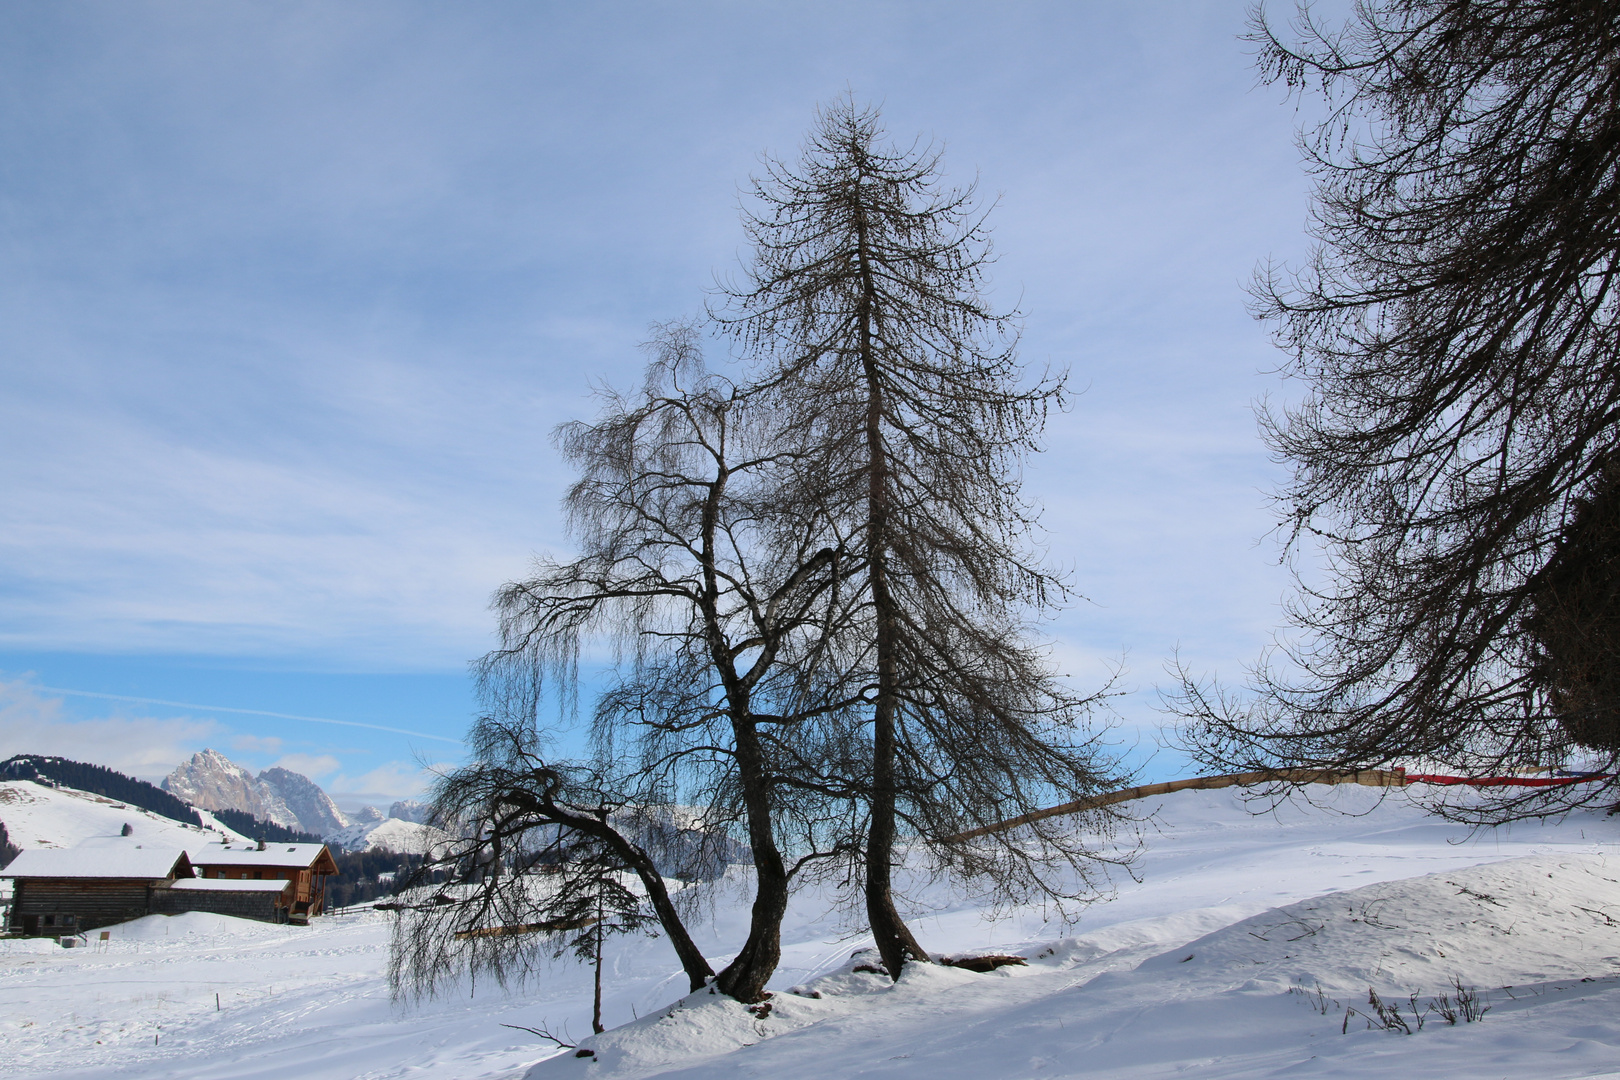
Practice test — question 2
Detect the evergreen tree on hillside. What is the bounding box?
[718,99,1125,978]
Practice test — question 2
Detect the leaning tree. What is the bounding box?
[1173,0,1620,819]
[392,324,868,1005]
[718,99,1127,978]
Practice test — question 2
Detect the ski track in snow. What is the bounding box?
[3,784,1619,1079]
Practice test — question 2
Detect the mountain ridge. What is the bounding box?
[160,748,431,851]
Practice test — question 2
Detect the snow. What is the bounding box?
[170,878,291,894]
[99,911,292,942]
[0,780,221,852]
[3,836,191,880]
[188,841,328,866]
[2,783,1618,1080]
[323,815,449,854]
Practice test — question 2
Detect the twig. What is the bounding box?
[500,1023,575,1048]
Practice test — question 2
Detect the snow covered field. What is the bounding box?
[4,784,1618,1080]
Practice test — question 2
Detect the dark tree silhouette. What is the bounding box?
[388,717,710,1000]
[1526,458,1620,754]
[719,99,1126,978]
[1173,1,1620,819]
[0,821,18,871]
[393,326,863,1004]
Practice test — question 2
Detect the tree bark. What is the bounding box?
[714,717,790,1001]
[855,184,930,979]
[592,897,605,1034]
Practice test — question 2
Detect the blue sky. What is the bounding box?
[0,1,1329,805]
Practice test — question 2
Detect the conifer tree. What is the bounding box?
[720,99,1124,977]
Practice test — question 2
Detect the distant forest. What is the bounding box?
[326,849,432,910]
[209,807,323,845]
[0,755,203,827]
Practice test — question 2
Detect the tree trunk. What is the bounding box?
[592,897,605,1034]
[865,684,929,977]
[714,718,790,1002]
[613,841,714,993]
[529,790,716,993]
[856,191,929,980]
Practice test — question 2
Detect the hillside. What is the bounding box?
[1,785,1616,1080]
[0,779,226,853]
[0,755,202,827]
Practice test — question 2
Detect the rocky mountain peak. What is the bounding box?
[258,767,349,835]
[388,798,429,824]
[163,750,299,831]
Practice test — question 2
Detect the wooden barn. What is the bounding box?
[187,839,339,923]
[2,837,195,935]
[3,835,339,934]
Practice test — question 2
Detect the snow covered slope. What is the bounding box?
[555,852,1619,1080]
[0,780,222,852]
[323,815,450,854]
[1,785,1616,1080]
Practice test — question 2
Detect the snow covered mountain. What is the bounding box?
[161,750,351,837]
[258,767,348,837]
[0,760,449,866]
[162,750,304,832]
[351,805,386,825]
[388,798,430,824]
[324,815,451,855]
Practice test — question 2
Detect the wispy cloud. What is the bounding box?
[327,760,437,810]
[269,752,341,779]
[0,680,220,783]
[32,687,462,745]
[231,734,283,754]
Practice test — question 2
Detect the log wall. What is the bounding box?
[151,889,284,923]
[11,879,155,933]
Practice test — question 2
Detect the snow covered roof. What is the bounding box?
[187,842,335,871]
[170,878,291,894]
[1,836,193,880]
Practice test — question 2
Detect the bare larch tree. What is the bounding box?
[719,99,1127,979]
[1173,0,1620,819]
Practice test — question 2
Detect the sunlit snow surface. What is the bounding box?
[4,785,1618,1079]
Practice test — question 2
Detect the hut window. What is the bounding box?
[253,871,263,879]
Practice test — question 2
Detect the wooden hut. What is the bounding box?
[2,835,341,934]
[187,839,339,923]
[2,837,194,935]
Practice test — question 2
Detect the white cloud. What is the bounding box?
[231,734,283,754]
[269,753,340,779]
[326,760,435,810]
[0,680,220,783]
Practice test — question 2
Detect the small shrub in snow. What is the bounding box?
[1334,981,1490,1034]
[1431,978,1492,1025]
[1288,982,1336,1015]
